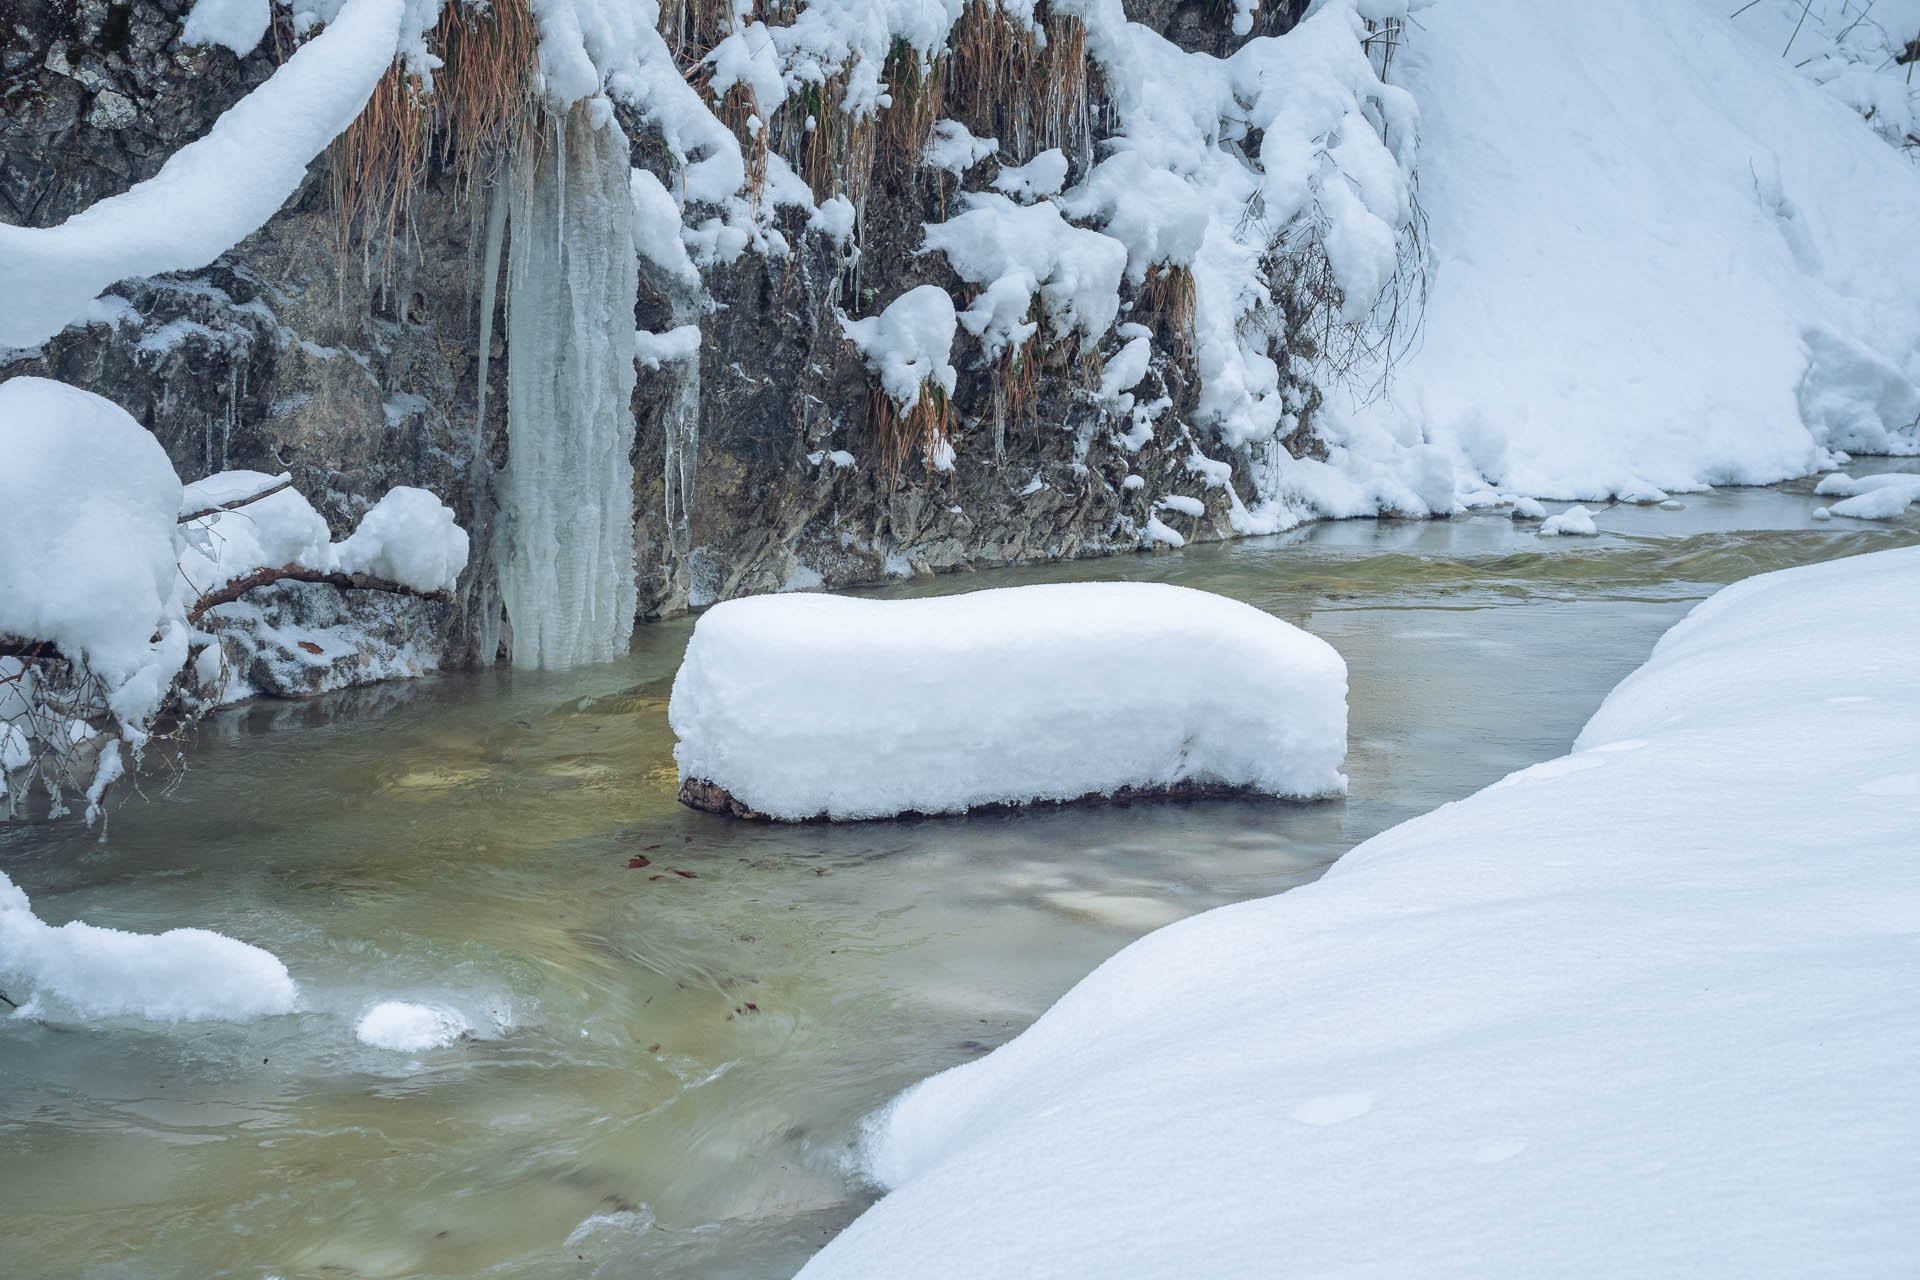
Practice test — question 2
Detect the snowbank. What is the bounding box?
[3,376,468,816]
[801,547,1920,1278]
[0,870,296,1022]
[0,0,405,348]
[1337,0,1920,505]
[670,583,1347,820]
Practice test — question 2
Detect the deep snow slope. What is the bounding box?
[799,545,1920,1278]
[1325,0,1920,505]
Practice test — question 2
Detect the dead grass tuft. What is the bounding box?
[877,39,948,166]
[1144,263,1196,361]
[872,381,955,479]
[330,0,539,281]
[946,1,1091,160]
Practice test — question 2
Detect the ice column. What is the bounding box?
[497,101,640,669]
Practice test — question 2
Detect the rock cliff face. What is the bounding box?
[1,0,1324,671]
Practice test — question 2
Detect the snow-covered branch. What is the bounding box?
[185,564,455,623]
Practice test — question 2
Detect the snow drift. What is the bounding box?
[0,870,296,1022]
[800,546,1920,1278]
[669,583,1348,820]
[1334,0,1920,507]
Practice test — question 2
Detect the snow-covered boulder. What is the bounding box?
[0,377,189,736]
[799,547,1920,1280]
[669,583,1348,821]
[2,376,470,819]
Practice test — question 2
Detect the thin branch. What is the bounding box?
[1784,0,1817,56]
[187,564,453,623]
[1835,0,1878,43]
[0,637,56,662]
[178,476,295,524]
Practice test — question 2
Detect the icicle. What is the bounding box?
[463,169,511,669]
[495,100,640,670]
[661,293,701,568]
[472,171,508,461]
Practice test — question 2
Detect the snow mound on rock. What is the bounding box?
[1538,504,1599,536]
[799,546,1920,1280]
[0,377,188,736]
[669,582,1348,821]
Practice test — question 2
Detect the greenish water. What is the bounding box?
[2,480,1915,1279]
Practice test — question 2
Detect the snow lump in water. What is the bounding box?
[668,582,1348,821]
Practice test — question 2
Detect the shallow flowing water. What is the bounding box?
[3,478,1915,1279]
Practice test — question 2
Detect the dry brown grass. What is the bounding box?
[995,329,1040,439]
[330,0,538,278]
[774,75,877,204]
[657,0,734,65]
[434,0,539,193]
[331,61,428,279]
[946,1,1089,159]
[872,381,954,479]
[1144,262,1196,361]
[877,40,948,166]
[709,78,771,206]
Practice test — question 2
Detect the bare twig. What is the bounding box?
[178,476,295,524]
[1784,0,1817,56]
[1835,0,1878,43]
[0,637,56,662]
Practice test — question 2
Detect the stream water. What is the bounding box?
[2,477,1915,1279]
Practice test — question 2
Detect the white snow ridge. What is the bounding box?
[798,547,1920,1280]
[669,583,1348,820]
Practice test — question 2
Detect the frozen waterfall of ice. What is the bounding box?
[496,102,641,670]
